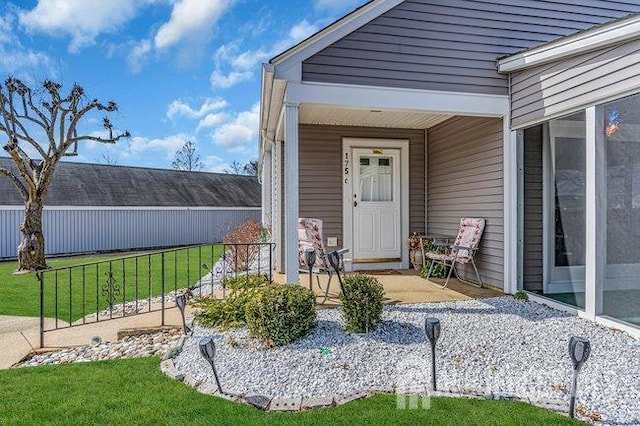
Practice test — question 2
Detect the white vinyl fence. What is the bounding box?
[0,206,261,259]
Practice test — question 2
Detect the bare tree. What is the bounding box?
[172,140,203,171]
[0,78,129,272]
[224,159,258,175]
[243,160,258,176]
[224,160,244,174]
[98,151,118,165]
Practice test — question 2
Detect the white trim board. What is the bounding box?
[342,138,410,271]
[0,206,261,211]
[285,81,510,117]
[499,14,640,73]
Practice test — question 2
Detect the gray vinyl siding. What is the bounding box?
[298,124,425,249]
[303,0,640,95]
[427,116,504,289]
[511,36,640,128]
[522,126,543,291]
[0,208,260,259]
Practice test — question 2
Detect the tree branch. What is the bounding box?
[0,167,27,200]
[3,143,36,195]
[65,132,130,146]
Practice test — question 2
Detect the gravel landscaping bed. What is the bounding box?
[174,296,639,424]
[18,329,182,367]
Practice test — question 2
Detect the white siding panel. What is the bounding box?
[511,37,640,128]
[0,208,260,259]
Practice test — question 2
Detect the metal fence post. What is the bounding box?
[37,272,44,348]
[161,252,165,326]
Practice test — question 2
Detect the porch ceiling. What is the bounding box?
[299,104,453,129]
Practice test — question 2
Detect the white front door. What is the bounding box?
[351,148,401,262]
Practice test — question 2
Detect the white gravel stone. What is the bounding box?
[173,297,639,424]
[18,329,183,367]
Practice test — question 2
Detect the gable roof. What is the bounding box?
[0,158,261,207]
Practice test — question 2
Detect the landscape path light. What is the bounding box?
[199,336,223,393]
[568,336,591,418]
[424,317,441,391]
[305,248,316,291]
[175,292,191,335]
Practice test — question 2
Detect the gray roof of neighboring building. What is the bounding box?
[0,158,261,207]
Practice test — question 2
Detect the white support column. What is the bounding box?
[284,102,300,284]
[261,149,272,226]
[503,117,518,294]
[424,129,429,234]
[585,106,597,319]
[273,140,283,273]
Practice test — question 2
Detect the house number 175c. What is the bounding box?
[344,152,349,184]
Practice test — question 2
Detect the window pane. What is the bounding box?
[522,112,586,309]
[599,94,640,327]
[359,156,393,202]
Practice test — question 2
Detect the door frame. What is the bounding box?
[342,138,410,271]
[543,119,586,293]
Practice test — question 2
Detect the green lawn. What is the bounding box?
[0,245,224,321]
[0,357,581,426]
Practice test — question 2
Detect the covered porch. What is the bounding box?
[260,77,514,293]
[272,270,503,306]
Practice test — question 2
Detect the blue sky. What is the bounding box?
[0,0,368,172]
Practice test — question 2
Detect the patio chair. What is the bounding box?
[298,218,348,304]
[424,217,485,289]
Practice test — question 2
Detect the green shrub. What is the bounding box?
[192,275,270,329]
[420,261,449,279]
[514,290,529,301]
[245,284,316,346]
[339,274,385,333]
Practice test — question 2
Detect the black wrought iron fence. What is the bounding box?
[36,242,274,347]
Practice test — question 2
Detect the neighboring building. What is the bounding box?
[0,158,261,258]
[259,0,640,335]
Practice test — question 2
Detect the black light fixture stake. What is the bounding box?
[424,317,441,392]
[327,249,348,295]
[175,292,191,335]
[568,336,591,418]
[199,336,223,393]
[305,248,316,292]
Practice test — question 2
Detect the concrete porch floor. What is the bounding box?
[273,269,502,306]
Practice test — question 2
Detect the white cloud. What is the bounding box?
[210,70,253,89]
[127,39,152,73]
[0,14,54,80]
[127,133,191,159]
[210,19,319,90]
[166,97,228,120]
[154,0,233,50]
[19,0,141,52]
[289,20,318,41]
[197,112,227,131]
[211,103,259,153]
[202,155,228,173]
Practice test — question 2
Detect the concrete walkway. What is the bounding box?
[0,306,189,370]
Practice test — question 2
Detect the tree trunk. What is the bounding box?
[16,199,47,272]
